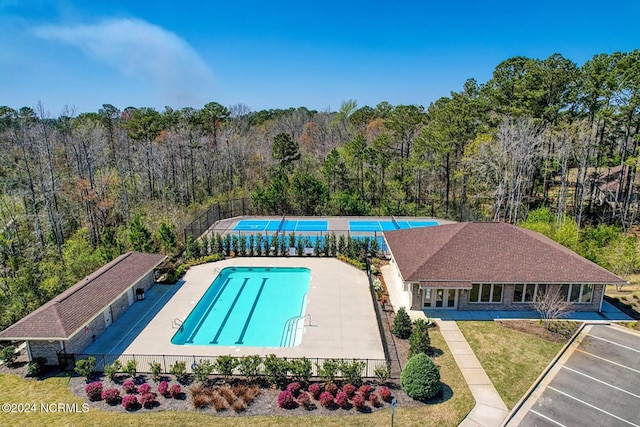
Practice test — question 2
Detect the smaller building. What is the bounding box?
[0,251,165,364]
[384,222,626,312]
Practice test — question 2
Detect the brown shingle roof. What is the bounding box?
[0,251,165,340]
[384,222,626,286]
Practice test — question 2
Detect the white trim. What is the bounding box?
[26,341,32,361]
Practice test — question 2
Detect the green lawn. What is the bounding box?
[456,321,564,409]
[0,328,473,427]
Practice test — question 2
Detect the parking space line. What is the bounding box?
[576,349,640,374]
[588,334,640,353]
[562,366,640,399]
[547,386,640,427]
[529,409,567,427]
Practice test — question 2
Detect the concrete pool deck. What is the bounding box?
[84,258,384,361]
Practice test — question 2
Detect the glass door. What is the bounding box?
[424,289,458,309]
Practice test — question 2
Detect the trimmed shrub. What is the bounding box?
[340,359,365,387]
[149,361,162,382]
[336,391,349,409]
[342,383,356,397]
[352,393,366,410]
[289,357,312,383]
[325,382,338,396]
[214,355,237,379]
[101,388,121,405]
[358,384,372,399]
[104,360,121,382]
[122,379,137,394]
[297,392,312,409]
[374,365,390,385]
[238,354,262,381]
[74,356,96,379]
[409,318,431,357]
[264,354,289,388]
[319,391,334,408]
[392,307,412,339]
[85,381,103,401]
[316,358,340,383]
[138,383,151,395]
[122,394,138,410]
[193,360,215,382]
[27,357,47,377]
[378,386,392,402]
[277,390,295,409]
[369,393,381,407]
[123,359,137,378]
[286,381,302,397]
[401,353,441,401]
[169,361,189,383]
[139,392,156,409]
[1,345,17,366]
[169,384,182,399]
[157,380,169,397]
[308,382,322,399]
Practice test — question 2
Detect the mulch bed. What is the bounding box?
[495,320,576,343]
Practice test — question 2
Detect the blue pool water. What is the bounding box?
[172,267,310,347]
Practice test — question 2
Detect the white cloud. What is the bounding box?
[34,18,215,107]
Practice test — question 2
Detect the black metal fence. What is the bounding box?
[366,257,392,368]
[67,353,389,379]
[183,198,256,242]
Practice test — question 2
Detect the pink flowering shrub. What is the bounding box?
[325,382,338,396]
[85,381,103,401]
[352,393,366,410]
[319,391,334,408]
[308,383,322,399]
[358,384,372,399]
[335,391,349,409]
[369,393,381,407]
[378,386,392,402]
[169,384,182,399]
[277,390,295,409]
[297,392,312,409]
[122,379,137,394]
[138,383,151,395]
[122,394,138,410]
[342,383,356,397]
[139,392,156,409]
[157,380,169,397]
[101,388,121,405]
[286,381,301,397]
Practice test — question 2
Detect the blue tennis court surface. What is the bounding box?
[349,220,439,232]
[234,219,328,232]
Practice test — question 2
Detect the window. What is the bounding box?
[580,284,593,303]
[535,284,547,301]
[514,284,524,302]
[570,284,581,302]
[560,284,570,300]
[524,284,535,302]
[469,284,502,303]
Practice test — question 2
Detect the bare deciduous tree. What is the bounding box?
[533,286,573,329]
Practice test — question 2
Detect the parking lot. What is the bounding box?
[507,324,640,426]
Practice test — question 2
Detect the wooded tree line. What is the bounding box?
[1,50,639,330]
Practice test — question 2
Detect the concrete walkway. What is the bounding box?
[438,319,509,427]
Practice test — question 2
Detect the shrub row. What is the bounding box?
[85,379,182,409]
[278,381,393,411]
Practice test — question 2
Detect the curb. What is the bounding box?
[499,321,600,427]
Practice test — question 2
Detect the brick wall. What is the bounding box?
[28,340,62,364]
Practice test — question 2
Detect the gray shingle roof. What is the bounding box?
[384,222,626,286]
[0,251,165,340]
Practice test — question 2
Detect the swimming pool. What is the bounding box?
[172,267,310,347]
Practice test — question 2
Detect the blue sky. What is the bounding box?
[1,0,639,115]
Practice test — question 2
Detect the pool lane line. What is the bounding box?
[235,278,267,345]
[185,277,232,343]
[211,277,249,344]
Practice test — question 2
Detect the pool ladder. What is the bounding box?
[172,318,184,330]
[280,314,311,347]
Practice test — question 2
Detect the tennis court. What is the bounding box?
[234,219,328,232]
[349,219,439,232]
